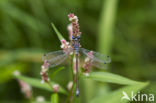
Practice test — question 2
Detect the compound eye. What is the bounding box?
[78,35,81,39]
[72,36,75,39]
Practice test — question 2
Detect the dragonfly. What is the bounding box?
[42,34,111,96]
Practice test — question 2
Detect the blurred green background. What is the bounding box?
[0,0,156,103]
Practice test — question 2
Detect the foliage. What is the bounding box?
[0,0,155,103]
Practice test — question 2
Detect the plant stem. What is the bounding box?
[70,55,74,81]
[65,74,76,103]
[46,81,53,91]
[98,0,118,54]
[65,55,77,103]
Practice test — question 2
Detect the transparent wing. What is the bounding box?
[42,50,69,67]
[80,48,111,69]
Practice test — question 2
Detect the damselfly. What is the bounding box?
[42,13,111,96]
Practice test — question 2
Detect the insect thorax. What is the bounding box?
[72,35,81,50]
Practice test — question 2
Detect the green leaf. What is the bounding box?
[50,67,65,79]
[51,23,64,41]
[0,49,43,66]
[14,75,67,95]
[0,2,48,34]
[98,0,118,54]
[51,93,59,103]
[0,63,26,83]
[84,72,142,85]
[90,82,149,103]
[31,101,50,103]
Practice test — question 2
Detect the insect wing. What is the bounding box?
[80,48,111,69]
[42,50,69,67]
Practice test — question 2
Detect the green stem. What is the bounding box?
[66,78,76,103]
[98,0,118,54]
[46,80,53,91]
[65,55,77,103]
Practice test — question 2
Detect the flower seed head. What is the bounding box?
[83,51,93,73]
[60,39,73,54]
[68,13,75,18]
[18,80,32,99]
[67,24,73,41]
[41,60,50,70]
[40,60,50,83]
[53,84,59,93]
[68,13,81,37]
